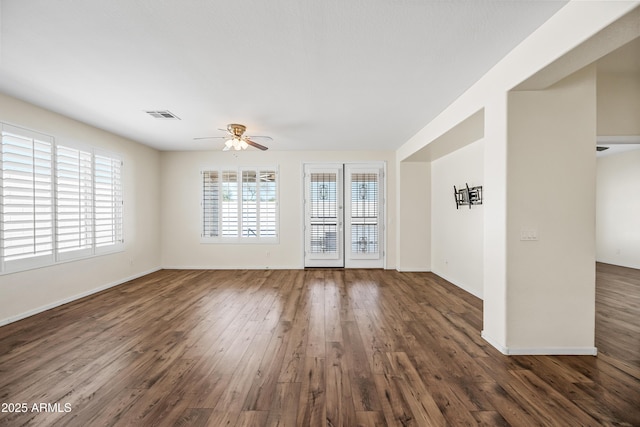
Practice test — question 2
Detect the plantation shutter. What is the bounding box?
[202,170,220,237]
[221,170,238,237]
[56,145,93,257]
[241,170,257,237]
[201,167,278,242]
[0,125,54,268]
[257,169,277,238]
[94,154,123,249]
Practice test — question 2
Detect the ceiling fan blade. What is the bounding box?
[245,138,268,151]
[246,135,274,142]
[222,145,231,151]
[193,136,227,140]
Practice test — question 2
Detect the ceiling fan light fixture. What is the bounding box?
[230,137,242,150]
[196,123,271,151]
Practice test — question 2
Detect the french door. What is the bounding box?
[304,163,384,268]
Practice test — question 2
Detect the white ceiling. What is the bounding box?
[0,0,569,152]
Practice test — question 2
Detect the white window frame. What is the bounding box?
[92,148,124,256]
[0,124,55,272]
[200,166,279,244]
[0,123,124,275]
[55,143,95,261]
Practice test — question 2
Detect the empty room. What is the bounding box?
[1,1,639,426]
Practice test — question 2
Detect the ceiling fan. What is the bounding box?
[194,123,273,151]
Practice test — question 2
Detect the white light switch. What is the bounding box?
[520,228,538,241]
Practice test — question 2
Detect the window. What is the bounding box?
[93,153,123,249]
[0,123,123,273]
[56,145,93,258]
[201,167,278,242]
[1,125,54,269]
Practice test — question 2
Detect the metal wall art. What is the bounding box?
[454,183,483,209]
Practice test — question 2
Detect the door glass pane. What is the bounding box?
[350,173,378,254]
[309,172,338,254]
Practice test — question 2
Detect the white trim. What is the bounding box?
[0,267,161,327]
[1,245,125,276]
[481,331,598,356]
[383,161,387,270]
[344,164,385,268]
[395,267,432,272]
[303,163,344,268]
[94,242,125,255]
[506,347,598,356]
[596,135,640,144]
[1,122,124,274]
[200,237,279,245]
[200,165,279,243]
[161,265,301,270]
[299,162,306,269]
[302,161,387,269]
[481,330,509,354]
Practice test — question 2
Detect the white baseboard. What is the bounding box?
[395,267,432,272]
[482,331,597,356]
[481,331,509,354]
[506,347,598,356]
[0,267,162,327]
[432,270,483,299]
[161,265,302,270]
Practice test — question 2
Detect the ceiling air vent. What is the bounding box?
[145,110,180,120]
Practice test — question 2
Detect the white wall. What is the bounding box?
[160,150,395,269]
[506,65,597,353]
[595,67,640,269]
[482,93,509,348]
[396,161,430,271]
[597,71,640,136]
[395,1,638,355]
[431,140,484,298]
[596,149,640,269]
[397,3,639,163]
[0,93,162,325]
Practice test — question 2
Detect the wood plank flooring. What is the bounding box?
[0,265,639,426]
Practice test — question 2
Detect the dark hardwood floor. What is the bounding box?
[596,262,640,367]
[0,265,639,426]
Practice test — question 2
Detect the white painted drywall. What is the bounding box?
[159,150,396,270]
[0,92,162,325]
[597,71,640,136]
[397,3,639,163]
[396,161,431,271]
[595,66,640,269]
[431,140,484,298]
[482,93,509,349]
[506,65,597,352]
[596,149,640,269]
[396,1,638,354]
